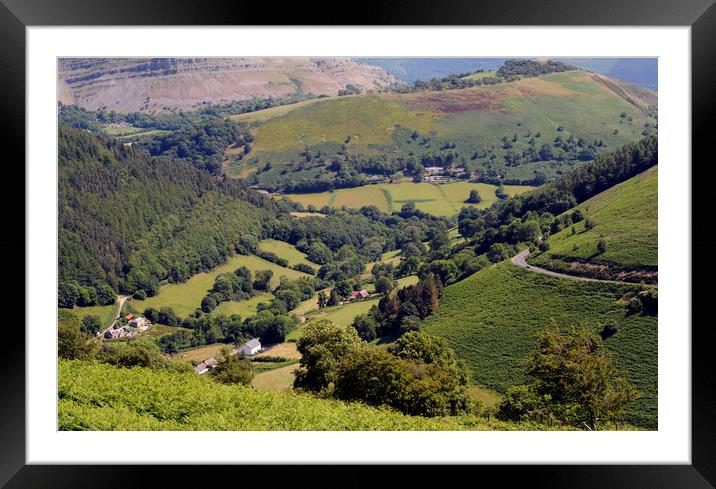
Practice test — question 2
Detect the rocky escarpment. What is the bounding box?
[58,57,398,113]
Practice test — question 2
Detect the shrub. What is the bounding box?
[256,250,289,268]
[251,355,289,363]
[352,313,378,341]
[466,189,482,204]
[210,348,255,385]
[201,295,218,313]
[294,320,362,393]
[58,310,99,360]
[158,307,180,326]
[98,339,191,373]
[597,239,607,254]
[497,385,553,423]
[333,345,472,417]
[143,307,159,323]
[599,319,619,340]
[80,315,102,336]
[96,284,117,305]
[291,263,316,275]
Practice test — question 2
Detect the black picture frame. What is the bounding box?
[3,0,714,486]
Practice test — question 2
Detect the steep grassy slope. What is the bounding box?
[531,166,657,270]
[58,360,552,431]
[243,70,656,189]
[422,261,657,428]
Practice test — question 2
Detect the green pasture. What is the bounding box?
[131,254,309,318]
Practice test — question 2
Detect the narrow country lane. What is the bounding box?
[510,249,634,285]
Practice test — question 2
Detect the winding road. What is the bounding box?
[99,295,130,336]
[511,249,629,285]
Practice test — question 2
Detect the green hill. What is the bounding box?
[422,261,657,429]
[234,70,657,191]
[531,166,657,279]
[58,360,556,431]
[58,125,276,296]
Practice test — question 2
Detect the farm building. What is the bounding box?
[124,313,134,321]
[129,317,151,331]
[348,289,370,302]
[194,357,217,375]
[103,327,137,340]
[238,338,261,356]
[424,175,448,183]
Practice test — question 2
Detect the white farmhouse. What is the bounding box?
[238,338,261,357]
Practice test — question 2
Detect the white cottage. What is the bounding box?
[238,338,261,357]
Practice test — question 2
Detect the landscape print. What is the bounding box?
[57,57,658,431]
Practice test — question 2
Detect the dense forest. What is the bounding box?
[58,125,276,303]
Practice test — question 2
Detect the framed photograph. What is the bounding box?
[5,0,715,485]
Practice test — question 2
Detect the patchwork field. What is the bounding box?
[131,253,309,318]
[142,324,191,340]
[283,181,534,217]
[251,363,300,392]
[258,239,317,267]
[175,342,234,363]
[210,293,275,318]
[363,249,403,278]
[72,303,119,328]
[532,166,658,268]
[307,297,381,328]
[254,342,301,359]
[229,97,337,124]
[423,261,657,429]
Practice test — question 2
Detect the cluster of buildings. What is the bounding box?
[423,166,467,183]
[102,314,151,340]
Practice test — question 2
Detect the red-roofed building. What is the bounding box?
[349,289,370,301]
